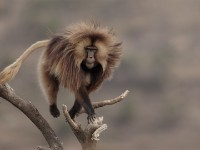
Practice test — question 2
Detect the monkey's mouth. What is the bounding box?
[86,60,97,69]
[86,62,95,69]
[86,61,94,65]
[86,58,95,64]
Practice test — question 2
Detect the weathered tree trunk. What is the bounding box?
[81,142,97,150]
[0,83,129,150]
[0,84,63,150]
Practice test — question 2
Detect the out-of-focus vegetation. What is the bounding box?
[1,0,200,149]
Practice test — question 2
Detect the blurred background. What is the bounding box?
[1,0,200,149]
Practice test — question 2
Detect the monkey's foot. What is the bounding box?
[50,104,60,118]
[87,114,97,124]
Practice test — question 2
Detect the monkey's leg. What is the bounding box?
[69,100,82,119]
[39,67,60,118]
[76,86,96,123]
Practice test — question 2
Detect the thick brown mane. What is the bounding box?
[42,22,122,92]
[0,21,123,120]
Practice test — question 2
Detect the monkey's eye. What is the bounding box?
[85,46,97,52]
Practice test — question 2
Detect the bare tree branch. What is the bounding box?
[0,83,129,150]
[78,90,129,114]
[62,90,129,150]
[0,84,63,150]
[63,105,107,150]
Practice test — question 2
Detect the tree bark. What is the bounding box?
[0,83,129,150]
[62,90,129,150]
[0,84,63,150]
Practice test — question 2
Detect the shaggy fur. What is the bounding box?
[40,22,122,93]
[0,21,122,119]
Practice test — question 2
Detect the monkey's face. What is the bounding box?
[84,46,98,69]
[74,38,108,72]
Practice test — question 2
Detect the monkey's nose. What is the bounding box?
[87,57,95,63]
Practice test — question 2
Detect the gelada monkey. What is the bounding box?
[0,21,122,123]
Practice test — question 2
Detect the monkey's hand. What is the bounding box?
[87,114,97,124]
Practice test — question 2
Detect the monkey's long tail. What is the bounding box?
[0,40,49,84]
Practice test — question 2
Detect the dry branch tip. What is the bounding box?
[91,124,107,141]
[120,90,129,98]
[62,104,80,130]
